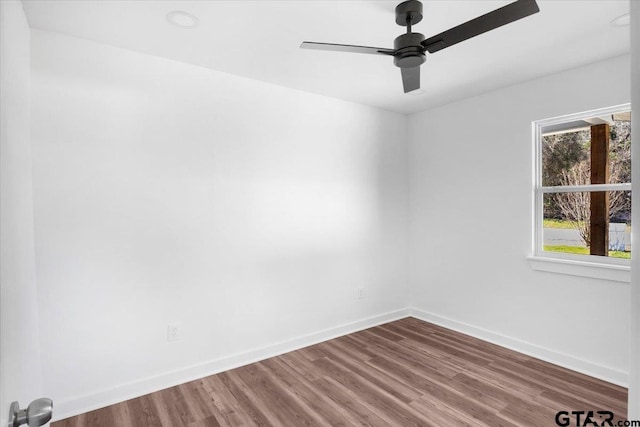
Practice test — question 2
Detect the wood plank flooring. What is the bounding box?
[53,317,628,426]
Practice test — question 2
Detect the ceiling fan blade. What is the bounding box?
[300,42,395,56]
[401,67,420,93]
[422,0,539,54]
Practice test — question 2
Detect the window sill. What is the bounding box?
[526,255,630,283]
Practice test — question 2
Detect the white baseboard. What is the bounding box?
[409,307,628,387]
[53,308,411,422]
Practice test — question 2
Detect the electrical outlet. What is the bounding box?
[167,324,180,342]
[357,288,365,300]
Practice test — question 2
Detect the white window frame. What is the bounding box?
[528,103,631,283]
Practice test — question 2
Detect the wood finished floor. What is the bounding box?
[53,317,628,426]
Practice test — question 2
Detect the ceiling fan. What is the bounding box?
[301,0,540,93]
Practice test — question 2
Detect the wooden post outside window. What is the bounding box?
[589,124,610,256]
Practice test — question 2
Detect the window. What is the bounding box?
[531,104,631,281]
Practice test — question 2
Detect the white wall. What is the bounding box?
[628,0,640,418]
[0,0,43,423]
[30,30,408,419]
[408,55,631,384]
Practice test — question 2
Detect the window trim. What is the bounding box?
[530,103,631,281]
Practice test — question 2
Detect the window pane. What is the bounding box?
[541,112,631,187]
[542,130,590,187]
[609,115,631,184]
[542,191,631,258]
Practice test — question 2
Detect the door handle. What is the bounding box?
[8,398,53,427]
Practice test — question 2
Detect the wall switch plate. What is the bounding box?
[167,324,180,341]
[357,288,365,300]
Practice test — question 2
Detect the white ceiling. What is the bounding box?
[21,0,630,115]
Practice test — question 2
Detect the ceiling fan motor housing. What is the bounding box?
[393,33,426,69]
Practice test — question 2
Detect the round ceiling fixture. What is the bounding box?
[610,13,630,27]
[166,11,199,29]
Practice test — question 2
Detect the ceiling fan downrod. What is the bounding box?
[393,0,426,70]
